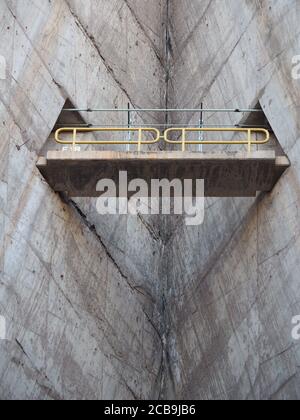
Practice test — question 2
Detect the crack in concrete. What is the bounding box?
[258,234,298,266]
[259,343,299,367]
[268,372,298,400]
[182,6,261,116]
[171,0,214,68]
[142,308,165,398]
[123,0,165,69]
[65,0,137,109]
[137,213,161,243]
[68,198,134,290]
[14,339,63,400]
[5,0,68,101]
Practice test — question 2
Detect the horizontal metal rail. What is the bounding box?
[55,123,271,129]
[62,108,263,113]
[55,127,270,152]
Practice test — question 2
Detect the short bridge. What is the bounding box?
[37,150,289,198]
[37,109,291,198]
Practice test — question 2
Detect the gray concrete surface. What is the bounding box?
[0,0,300,400]
[37,150,289,197]
[163,0,300,400]
[0,0,165,400]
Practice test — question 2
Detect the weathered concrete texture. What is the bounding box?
[65,0,166,112]
[1,144,161,399]
[1,0,300,401]
[163,0,300,400]
[0,0,165,400]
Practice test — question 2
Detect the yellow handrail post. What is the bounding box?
[72,129,77,151]
[138,128,142,153]
[182,129,186,152]
[248,129,252,153]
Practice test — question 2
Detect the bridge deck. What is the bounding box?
[37,150,290,198]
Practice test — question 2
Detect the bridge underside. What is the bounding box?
[37,151,290,198]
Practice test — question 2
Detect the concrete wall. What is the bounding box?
[1,0,300,400]
[0,0,165,399]
[163,0,300,400]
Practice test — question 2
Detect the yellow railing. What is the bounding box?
[164,127,270,152]
[55,127,270,152]
[55,127,160,152]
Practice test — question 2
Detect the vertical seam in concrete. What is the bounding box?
[165,0,171,126]
[159,1,178,399]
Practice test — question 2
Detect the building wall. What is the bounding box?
[163,0,300,400]
[1,0,300,400]
[0,0,165,400]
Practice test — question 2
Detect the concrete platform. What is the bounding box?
[37,151,290,197]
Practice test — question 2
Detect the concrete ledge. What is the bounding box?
[37,151,290,198]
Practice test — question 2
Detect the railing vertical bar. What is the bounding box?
[182,129,186,152]
[138,129,142,153]
[198,102,204,152]
[72,129,77,151]
[248,129,252,152]
[127,103,131,152]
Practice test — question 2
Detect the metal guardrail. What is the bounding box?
[55,127,161,152]
[164,127,270,152]
[55,107,270,152]
[55,126,270,152]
